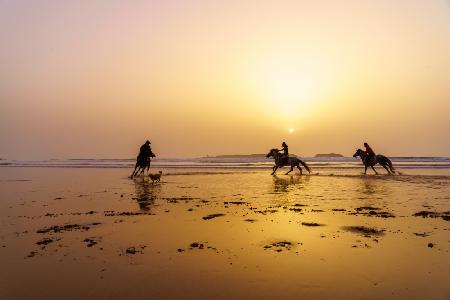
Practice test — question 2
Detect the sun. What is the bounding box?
[289,128,294,133]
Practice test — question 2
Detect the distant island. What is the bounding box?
[202,153,304,158]
[314,153,344,158]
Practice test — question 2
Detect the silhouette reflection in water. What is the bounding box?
[133,178,161,211]
[357,178,391,198]
[272,175,310,194]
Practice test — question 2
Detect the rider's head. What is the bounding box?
[282,142,287,147]
[363,142,368,147]
[145,140,151,145]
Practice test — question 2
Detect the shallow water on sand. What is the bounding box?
[0,167,449,299]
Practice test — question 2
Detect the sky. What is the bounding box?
[1,0,449,159]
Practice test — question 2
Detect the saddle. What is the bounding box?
[280,155,289,164]
[364,155,377,165]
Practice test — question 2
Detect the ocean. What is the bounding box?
[1,156,449,171]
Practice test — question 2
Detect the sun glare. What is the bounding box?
[252,54,329,119]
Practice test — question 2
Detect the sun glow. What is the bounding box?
[266,68,318,109]
[252,53,333,119]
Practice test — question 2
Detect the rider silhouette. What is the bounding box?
[139,140,152,158]
[279,142,289,164]
[363,142,376,164]
[131,140,155,177]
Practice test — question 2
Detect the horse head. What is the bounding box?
[266,149,279,158]
[353,149,364,158]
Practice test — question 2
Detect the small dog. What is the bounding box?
[148,171,162,184]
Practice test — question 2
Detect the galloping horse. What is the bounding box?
[353,149,395,175]
[266,149,311,175]
[131,153,155,178]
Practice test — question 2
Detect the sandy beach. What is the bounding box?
[2,1,450,299]
[0,166,448,299]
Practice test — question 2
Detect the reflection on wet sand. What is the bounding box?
[133,178,161,211]
[357,178,392,198]
[272,175,310,194]
[1,168,449,300]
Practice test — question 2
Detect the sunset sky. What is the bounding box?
[1,0,449,159]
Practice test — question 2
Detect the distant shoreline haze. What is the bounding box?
[1,155,450,161]
[314,153,344,158]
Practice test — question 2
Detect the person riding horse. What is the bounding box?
[131,140,155,178]
[278,142,289,164]
[353,142,395,174]
[364,142,376,165]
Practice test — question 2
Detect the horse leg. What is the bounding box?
[297,164,303,175]
[131,164,139,178]
[271,166,278,175]
[285,166,293,175]
[364,166,367,174]
[381,163,391,175]
[387,160,396,174]
[371,166,378,175]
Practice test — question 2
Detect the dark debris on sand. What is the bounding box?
[356,206,380,211]
[202,213,225,220]
[84,237,102,247]
[163,196,199,203]
[301,222,325,227]
[342,226,385,237]
[412,211,450,221]
[36,237,60,246]
[177,242,218,253]
[224,201,249,206]
[124,245,146,255]
[25,251,38,259]
[255,209,278,215]
[351,207,395,218]
[37,222,101,234]
[263,241,301,252]
[104,211,154,216]
[414,232,432,237]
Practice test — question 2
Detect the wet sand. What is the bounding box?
[0,167,449,299]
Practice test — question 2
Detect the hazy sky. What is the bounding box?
[1,0,449,159]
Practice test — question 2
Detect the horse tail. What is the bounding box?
[378,155,395,173]
[386,157,395,173]
[299,160,311,173]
